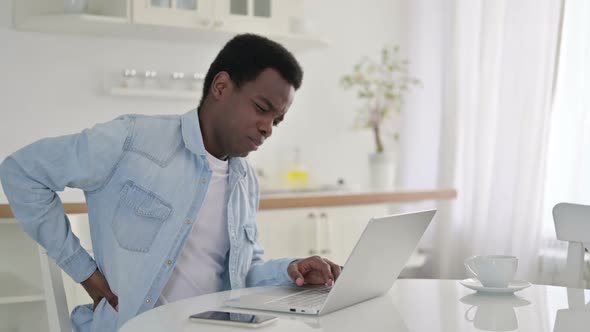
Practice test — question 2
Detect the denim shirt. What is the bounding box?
[0,110,294,331]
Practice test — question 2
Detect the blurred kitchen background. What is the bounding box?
[1,0,589,331]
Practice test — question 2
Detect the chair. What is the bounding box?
[552,202,590,288]
[40,248,72,332]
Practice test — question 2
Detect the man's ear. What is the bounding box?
[210,71,233,100]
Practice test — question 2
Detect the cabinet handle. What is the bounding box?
[308,212,317,255]
[319,212,332,257]
[200,19,211,27]
[213,20,224,28]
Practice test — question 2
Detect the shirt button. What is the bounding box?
[145,297,151,304]
[201,179,207,184]
[185,219,191,224]
[167,260,173,266]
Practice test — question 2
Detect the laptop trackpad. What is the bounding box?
[232,287,306,304]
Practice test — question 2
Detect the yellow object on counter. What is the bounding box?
[286,168,309,190]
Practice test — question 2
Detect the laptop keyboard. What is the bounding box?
[266,286,332,308]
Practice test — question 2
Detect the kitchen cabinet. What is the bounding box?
[132,0,293,35]
[256,205,390,265]
[257,204,433,281]
[13,0,326,52]
[214,0,294,35]
[0,219,70,332]
[131,0,215,28]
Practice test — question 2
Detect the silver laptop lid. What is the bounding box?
[320,209,436,314]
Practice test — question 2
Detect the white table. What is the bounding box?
[121,279,590,332]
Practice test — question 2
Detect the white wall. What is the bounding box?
[0,0,442,204]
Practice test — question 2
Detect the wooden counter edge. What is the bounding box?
[1,189,457,218]
[259,189,457,209]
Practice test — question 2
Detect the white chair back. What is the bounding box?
[553,203,590,288]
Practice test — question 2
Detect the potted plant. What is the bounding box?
[340,45,420,190]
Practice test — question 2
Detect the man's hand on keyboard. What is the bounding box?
[287,256,342,286]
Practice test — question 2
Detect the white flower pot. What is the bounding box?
[368,152,396,191]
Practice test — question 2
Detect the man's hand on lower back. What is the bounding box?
[81,269,119,312]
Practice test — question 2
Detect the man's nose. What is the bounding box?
[259,119,273,138]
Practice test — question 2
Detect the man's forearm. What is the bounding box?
[246,257,295,287]
[0,157,97,282]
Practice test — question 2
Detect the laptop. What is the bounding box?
[226,209,436,315]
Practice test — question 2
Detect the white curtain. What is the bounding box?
[539,0,590,287]
[431,0,563,282]
[542,0,590,238]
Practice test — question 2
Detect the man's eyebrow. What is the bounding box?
[257,96,277,112]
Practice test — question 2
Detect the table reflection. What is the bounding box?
[283,294,409,331]
[553,288,590,332]
[460,294,531,331]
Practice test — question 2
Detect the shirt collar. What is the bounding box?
[181,109,247,177]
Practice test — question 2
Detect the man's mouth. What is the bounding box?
[249,137,263,150]
[250,137,265,147]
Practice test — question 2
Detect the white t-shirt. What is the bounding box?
[157,150,230,305]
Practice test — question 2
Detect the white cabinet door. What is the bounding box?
[213,0,298,35]
[256,205,389,265]
[131,0,306,38]
[256,208,316,260]
[214,0,273,33]
[313,205,389,265]
[132,0,215,29]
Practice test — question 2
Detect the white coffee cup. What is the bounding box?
[464,255,517,288]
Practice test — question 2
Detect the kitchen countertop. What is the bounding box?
[0,189,457,217]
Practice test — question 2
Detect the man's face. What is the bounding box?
[215,68,295,158]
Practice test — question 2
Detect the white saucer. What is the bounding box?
[460,278,531,294]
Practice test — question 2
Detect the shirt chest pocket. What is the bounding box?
[111,181,172,253]
[237,224,257,275]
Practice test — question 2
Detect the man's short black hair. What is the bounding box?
[198,33,303,111]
